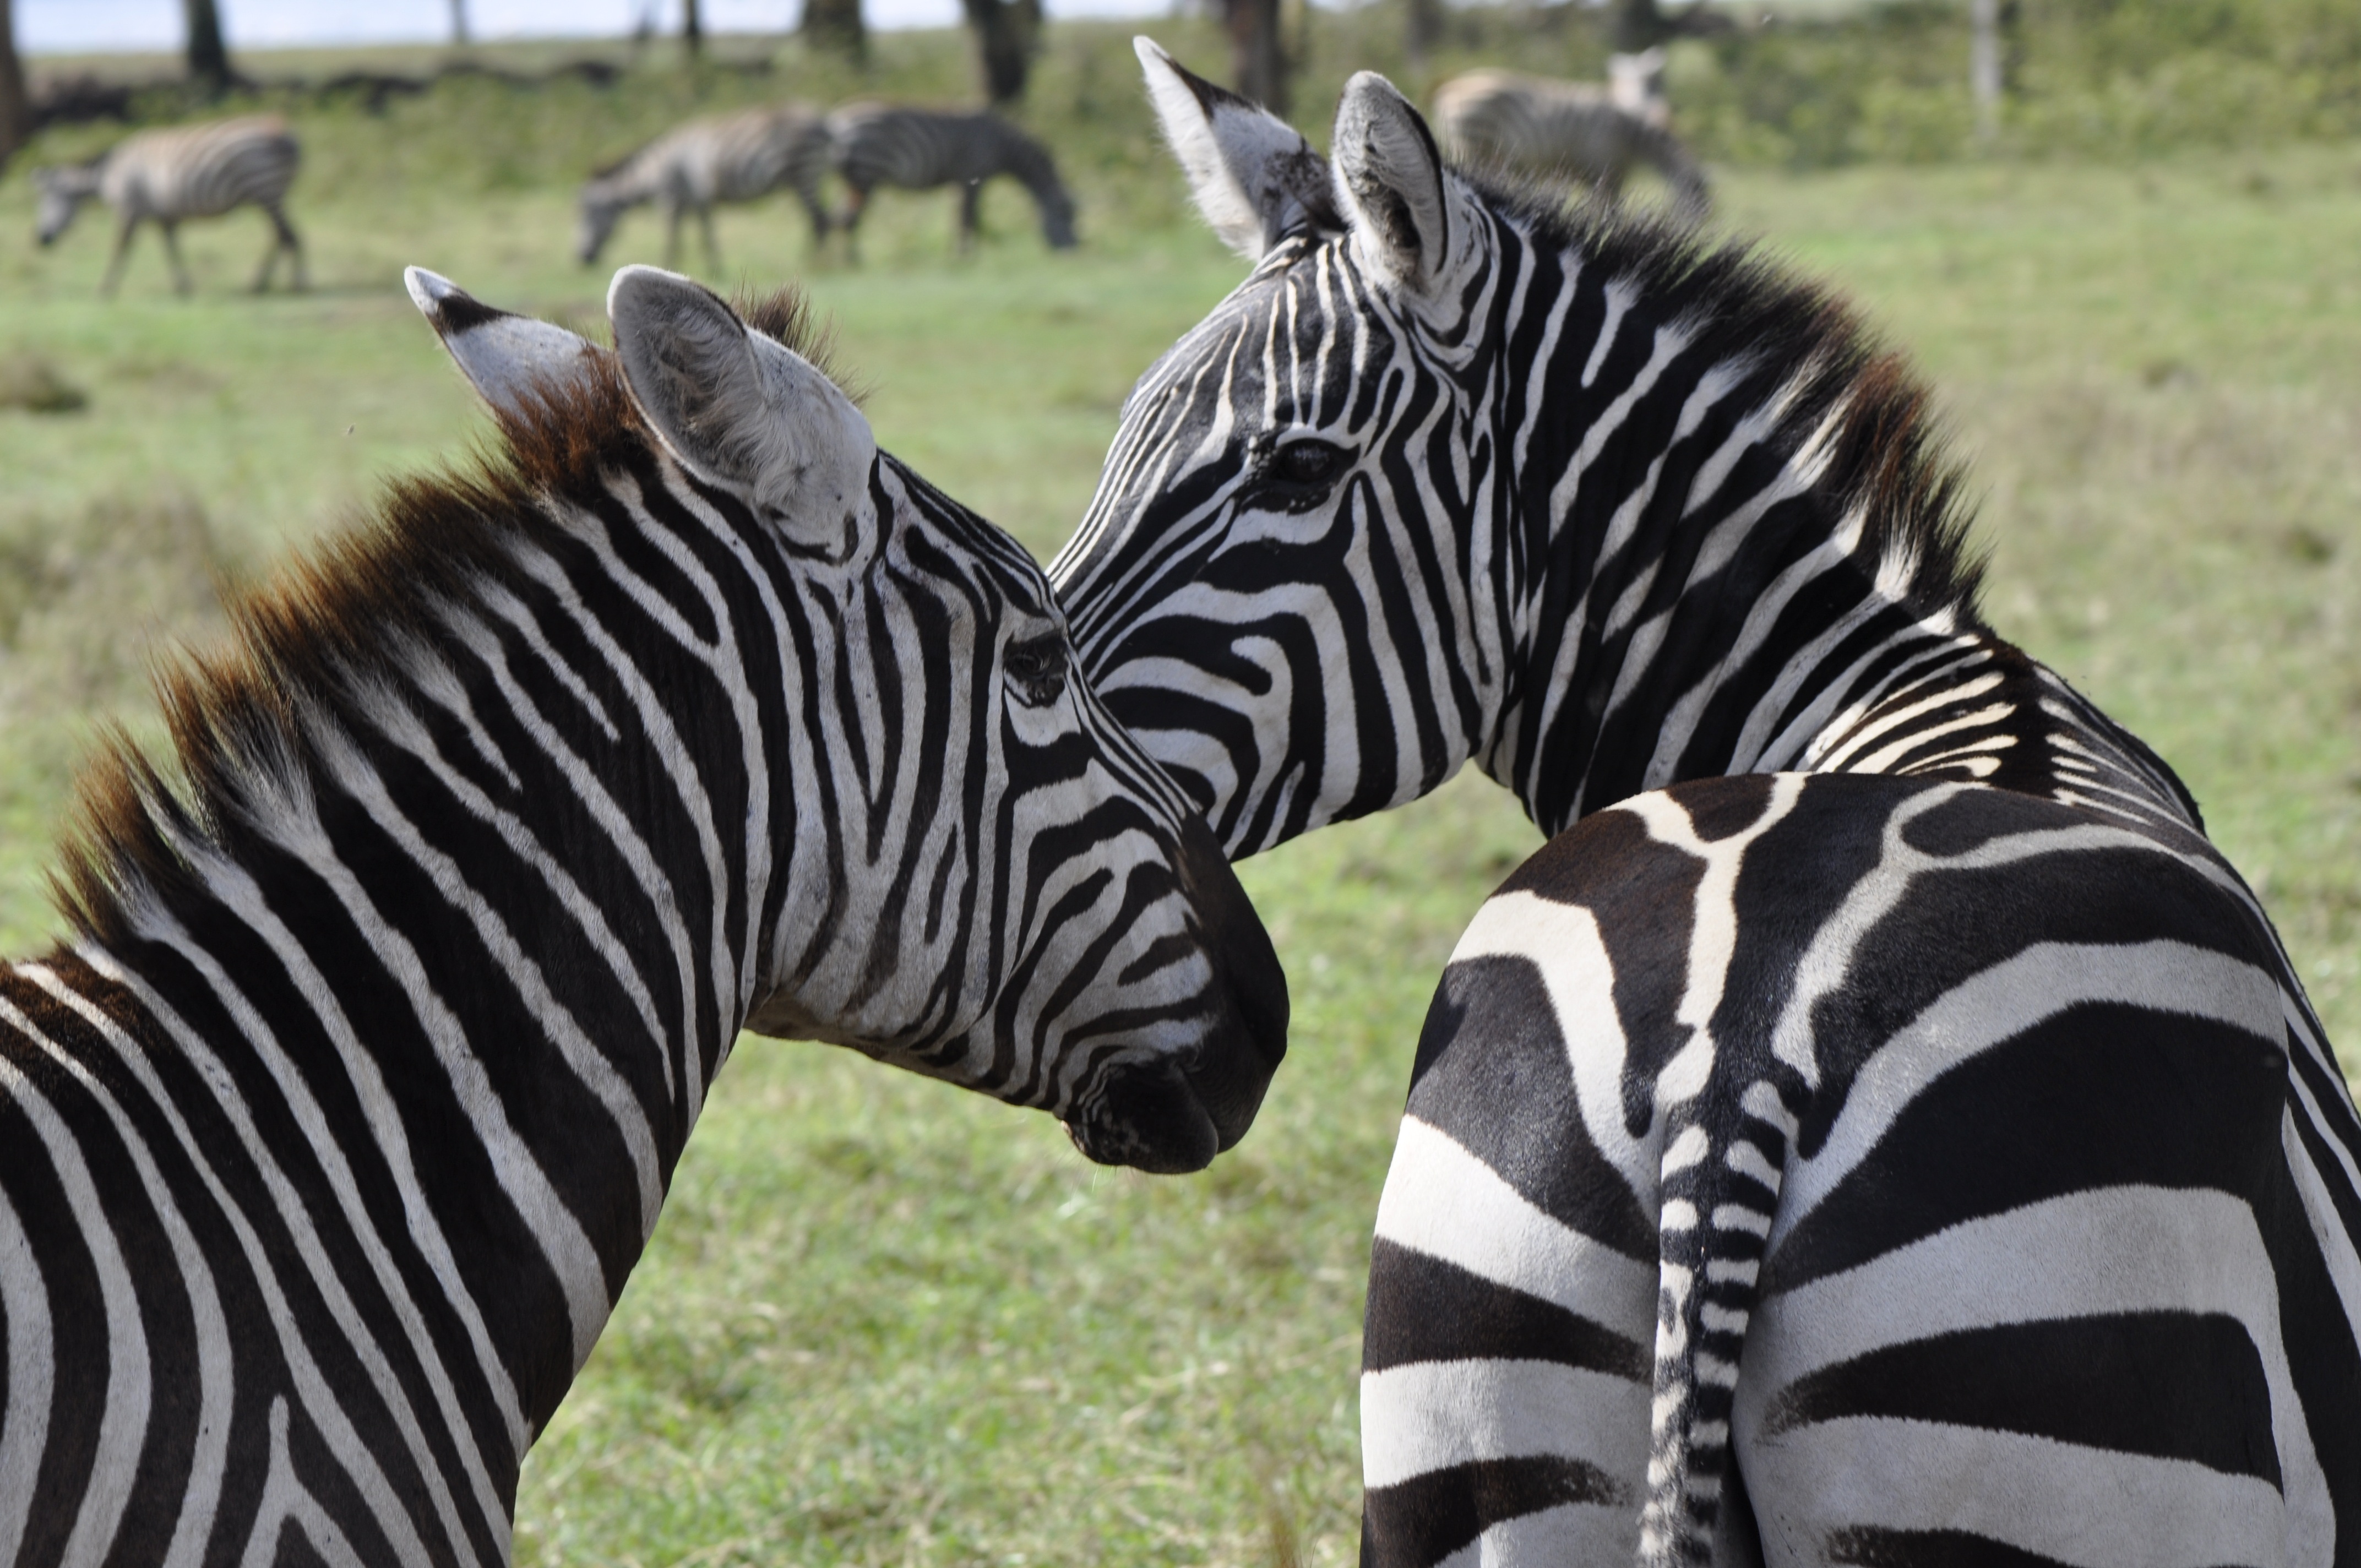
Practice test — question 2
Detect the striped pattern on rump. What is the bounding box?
[1367,774,2355,1566]
[824,104,1079,252]
[575,104,834,269]
[0,265,1284,1567]
[1048,50,2359,1566]
[34,115,304,295]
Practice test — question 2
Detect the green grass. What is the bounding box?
[0,30,2355,1565]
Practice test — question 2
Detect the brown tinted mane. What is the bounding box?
[733,284,867,406]
[52,347,652,949]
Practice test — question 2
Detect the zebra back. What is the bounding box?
[826,105,1079,247]
[100,115,300,223]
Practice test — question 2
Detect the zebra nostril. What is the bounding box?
[1068,1060,1222,1174]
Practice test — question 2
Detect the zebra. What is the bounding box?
[0,259,1287,1566]
[825,103,1079,255]
[575,104,833,271]
[1430,64,1710,222]
[33,114,306,297]
[1049,43,2360,1564]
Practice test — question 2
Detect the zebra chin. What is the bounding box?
[1064,814,1290,1174]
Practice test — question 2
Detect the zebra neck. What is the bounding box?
[1473,216,2201,836]
[47,503,786,1450]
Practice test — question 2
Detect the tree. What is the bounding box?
[962,0,1038,104]
[803,0,866,59]
[1407,0,1444,72]
[684,0,703,56]
[186,0,231,89]
[450,0,469,45]
[0,0,29,172]
[1223,0,1286,115]
[1607,0,1728,53]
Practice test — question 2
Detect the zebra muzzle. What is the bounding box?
[1066,814,1288,1174]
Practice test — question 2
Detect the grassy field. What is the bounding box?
[0,24,2356,1565]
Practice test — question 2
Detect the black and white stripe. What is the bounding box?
[0,263,1285,1567]
[576,104,834,270]
[1431,64,1710,221]
[34,115,304,296]
[1052,48,2358,1564]
[825,103,1079,253]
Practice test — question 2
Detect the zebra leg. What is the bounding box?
[698,204,721,274]
[956,179,982,256]
[840,185,869,262]
[1358,950,1660,1567]
[798,182,830,246]
[257,203,305,292]
[100,213,139,297]
[159,219,192,296]
[662,198,684,271]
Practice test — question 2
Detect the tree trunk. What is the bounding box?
[961,0,1037,104]
[1222,0,1286,116]
[1970,0,1999,143]
[803,0,866,60]
[185,0,231,90]
[0,0,28,173]
[449,0,470,45]
[1406,0,1442,72]
[683,0,703,56]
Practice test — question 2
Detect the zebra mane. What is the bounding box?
[53,285,850,947]
[1454,172,1988,629]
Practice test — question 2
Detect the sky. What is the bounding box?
[18,0,1176,55]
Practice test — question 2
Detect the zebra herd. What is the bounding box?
[30,101,1079,295]
[3,35,2353,1568]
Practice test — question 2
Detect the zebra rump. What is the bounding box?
[826,104,1079,252]
[0,264,1284,1566]
[1054,45,2359,1566]
[576,104,834,268]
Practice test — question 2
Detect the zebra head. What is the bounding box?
[1051,45,1502,855]
[406,265,1286,1173]
[574,166,639,265]
[32,160,104,247]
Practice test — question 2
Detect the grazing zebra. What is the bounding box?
[0,260,1286,1566]
[1051,43,2360,1564]
[825,104,1079,255]
[1431,65,1710,221]
[34,114,305,297]
[575,104,833,271]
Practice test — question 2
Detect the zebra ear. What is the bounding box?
[1135,36,1338,260]
[404,268,598,418]
[1330,72,1455,295]
[606,265,875,543]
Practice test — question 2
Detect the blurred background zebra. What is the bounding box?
[32,113,304,296]
[575,103,834,270]
[0,263,1286,1565]
[825,103,1079,255]
[1432,62,1711,222]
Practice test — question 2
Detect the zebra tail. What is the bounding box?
[1638,1077,1787,1566]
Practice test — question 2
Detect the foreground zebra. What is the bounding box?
[825,104,1079,254]
[0,261,1285,1565]
[1051,44,2360,1564]
[576,104,833,270]
[1431,66,1710,221]
[34,114,306,296]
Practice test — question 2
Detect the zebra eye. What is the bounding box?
[1004,635,1069,707]
[1273,439,1347,487]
